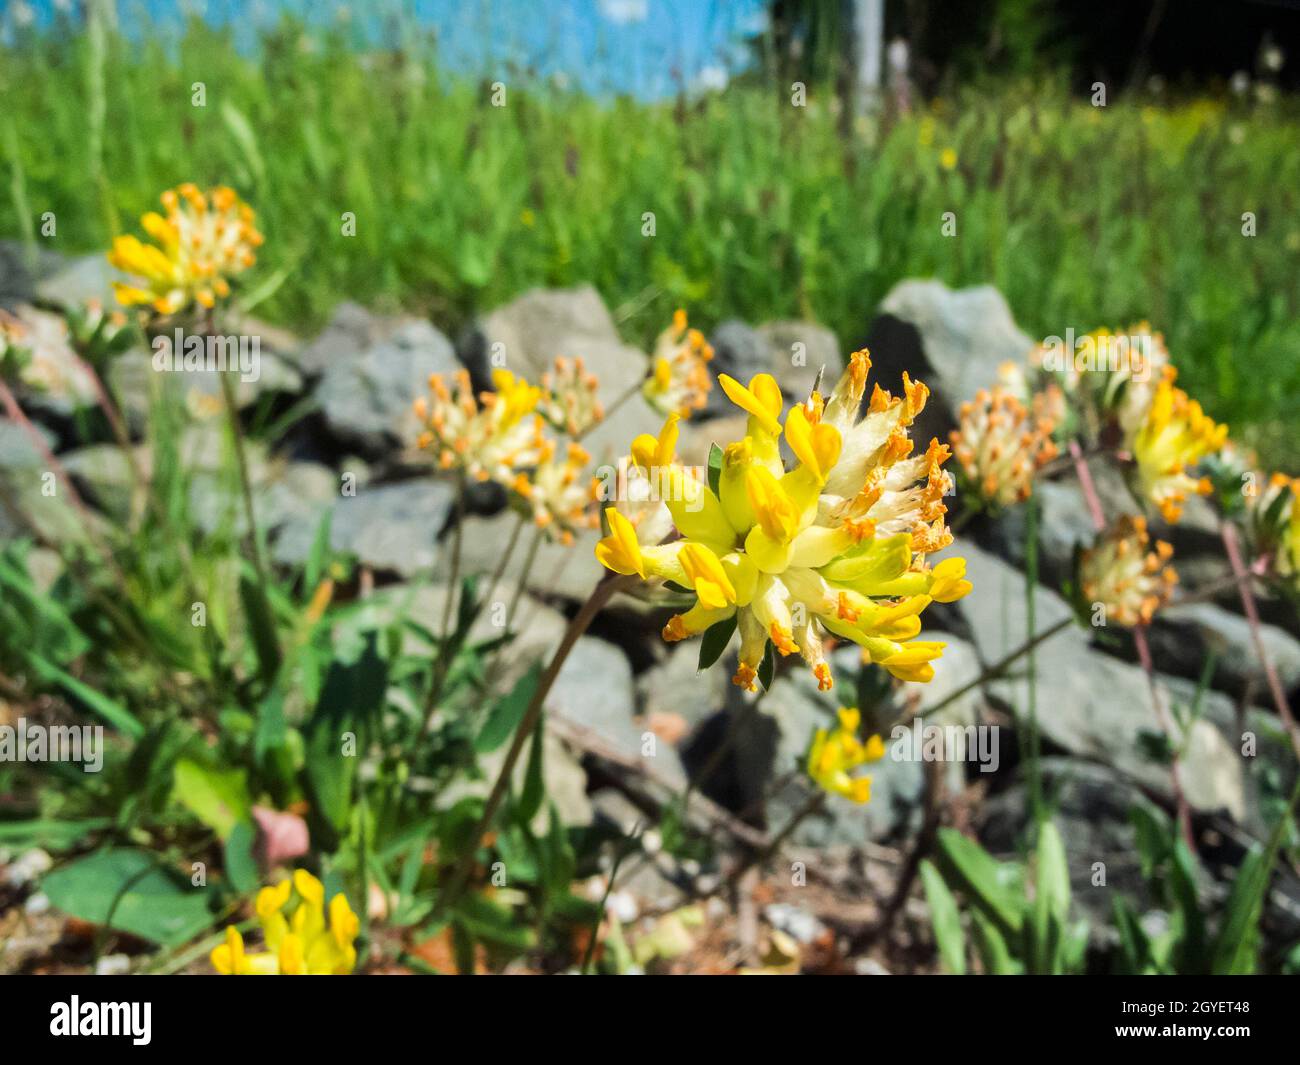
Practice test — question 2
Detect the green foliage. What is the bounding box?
[1,25,1297,462]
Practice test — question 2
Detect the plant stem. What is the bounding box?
[504,524,544,631]
[1220,520,1300,764]
[438,571,634,912]
[218,367,269,587]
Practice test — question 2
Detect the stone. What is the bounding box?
[34,254,126,309]
[545,636,683,786]
[458,284,627,395]
[455,511,602,603]
[756,319,838,401]
[5,304,97,417]
[1143,601,1300,700]
[190,458,336,543]
[315,318,458,455]
[863,279,1036,447]
[940,542,1246,819]
[273,479,455,576]
[292,302,387,377]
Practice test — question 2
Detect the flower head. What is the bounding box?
[595,350,971,693]
[1128,370,1227,523]
[949,383,1059,507]
[518,439,598,545]
[109,184,263,316]
[211,870,359,975]
[642,309,713,418]
[540,355,604,436]
[807,707,886,803]
[415,368,545,485]
[1079,514,1177,627]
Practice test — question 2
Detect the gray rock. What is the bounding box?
[546,636,684,786]
[864,279,1036,446]
[34,254,126,309]
[635,640,732,734]
[756,319,838,402]
[292,301,388,377]
[315,319,458,455]
[455,511,603,603]
[707,320,768,388]
[62,444,143,519]
[458,284,627,395]
[941,543,1246,819]
[0,417,55,472]
[190,459,336,543]
[1145,601,1300,700]
[273,479,454,576]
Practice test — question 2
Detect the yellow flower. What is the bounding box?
[540,355,604,436]
[594,351,971,693]
[1079,514,1177,627]
[211,870,359,975]
[518,439,597,545]
[950,384,1059,508]
[1129,370,1227,523]
[807,708,886,803]
[414,368,545,486]
[940,147,958,171]
[642,308,714,418]
[108,183,262,316]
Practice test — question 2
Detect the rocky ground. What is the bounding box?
[3,242,1299,972]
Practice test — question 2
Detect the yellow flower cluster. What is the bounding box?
[211,870,360,975]
[109,183,263,316]
[517,439,599,545]
[1128,369,1228,524]
[950,384,1060,507]
[1079,514,1177,627]
[540,355,604,436]
[642,309,714,418]
[595,349,971,693]
[807,707,886,803]
[415,368,546,484]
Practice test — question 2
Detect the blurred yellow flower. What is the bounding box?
[950,383,1059,508]
[1079,514,1177,627]
[642,308,713,418]
[211,870,359,975]
[414,368,545,486]
[108,183,262,316]
[1128,370,1227,523]
[940,147,958,171]
[540,355,604,436]
[807,707,886,803]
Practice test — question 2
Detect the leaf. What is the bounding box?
[172,758,251,840]
[1033,820,1070,972]
[697,614,737,671]
[1210,844,1268,975]
[935,827,1024,932]
[239,572,282,685]
[220,101,266,187]
[920,859,966,974]
[475,662,541,755]
[42,849,215,946]
[1169,839,1207,973]
[756,639,777,691]
[223,820,259,893]
[970,909,1018,974]
[517,709,547,824]
[707,442,724,497]
[23,652,142,738]
[303,507,333,592]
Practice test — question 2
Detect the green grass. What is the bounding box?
[2,21,1298,464]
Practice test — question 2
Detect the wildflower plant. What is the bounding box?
[108,183,263,317]
[949,381,1060,509]
[1079,514,1178,627]
[642,308,714,418]
[595,350,972,694]
[806,707,886,803]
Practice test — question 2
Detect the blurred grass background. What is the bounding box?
[1,16,1297,464]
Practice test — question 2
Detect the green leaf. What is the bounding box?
[223,820,259,893]
[935,827,1024,932]
[475,662,541,755]
[303,507,334,592]
[23,652,142,738]
[697,614,737,671]
[970,909,1018,974]
[517,710,547,824]
[707,442,724,497]
[172,758,251,840]
[756,639,777,691]
[42,849,215,946]
[239,573,282,685]
[1032,820,1070,972]
[1210,845,1268,975]
[220,101,266,187]
[920,859,966,974]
